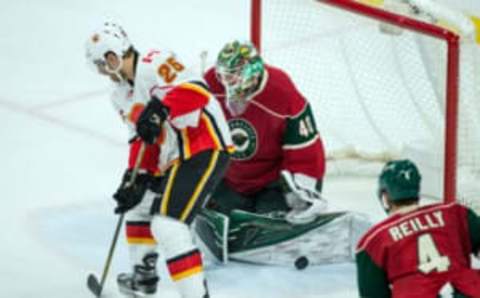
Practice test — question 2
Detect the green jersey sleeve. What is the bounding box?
[467,208,480,254]
[283,103,319,148]
[356,250,391,298]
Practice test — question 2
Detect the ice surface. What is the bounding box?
[1,0,477,297]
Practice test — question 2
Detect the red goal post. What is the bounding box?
[250,0,480,207]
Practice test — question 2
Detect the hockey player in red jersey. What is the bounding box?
[192,41,372,266]
[85,21,232,298]
[204,40,327,223]
[356,159,480,298]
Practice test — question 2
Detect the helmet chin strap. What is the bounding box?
[105,58,125,82]
[381,194,391,213]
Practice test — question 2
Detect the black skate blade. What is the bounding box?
[119,286,152,298]
[119,289,148,298]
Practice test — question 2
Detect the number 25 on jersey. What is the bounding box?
[142,50,185,84]
[158,57,184,84]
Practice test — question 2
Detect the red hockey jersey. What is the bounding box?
[356,203,480,298]
[204,65,325,195]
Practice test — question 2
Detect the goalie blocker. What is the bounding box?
[194,207,371,266]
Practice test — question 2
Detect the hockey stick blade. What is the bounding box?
[87,144,146,297]
[87,273,102,297]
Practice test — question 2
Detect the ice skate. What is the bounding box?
[117,270,158,298]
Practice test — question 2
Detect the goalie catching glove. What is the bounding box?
[113,169,153,214]
[136,96,170,144]
[281,170,328,224]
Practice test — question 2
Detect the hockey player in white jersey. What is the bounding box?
[85,21,232,298]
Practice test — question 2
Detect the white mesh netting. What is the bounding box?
[257,0,480,210]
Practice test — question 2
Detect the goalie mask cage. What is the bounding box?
[250,0,480,210]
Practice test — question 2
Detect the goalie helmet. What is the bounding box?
[378,159,421,202]
[85,21,132,74]
[215,41,264,102]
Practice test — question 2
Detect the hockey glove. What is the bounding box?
[136,96,170,144]
[280,170,328,224]
[113,169,153,214]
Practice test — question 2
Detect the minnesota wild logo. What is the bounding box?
[229,119,257,160]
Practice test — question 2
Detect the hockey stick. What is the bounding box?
[87,142,146,297]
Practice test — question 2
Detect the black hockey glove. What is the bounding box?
[112,169,153,214]
[136,97,170,144]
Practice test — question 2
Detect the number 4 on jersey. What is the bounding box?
[417,233,451,274]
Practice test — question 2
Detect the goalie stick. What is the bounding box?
[87,142,146,297]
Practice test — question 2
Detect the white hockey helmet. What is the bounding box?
[85,21,132,74]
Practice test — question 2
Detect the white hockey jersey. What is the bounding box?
[110,48,233,173]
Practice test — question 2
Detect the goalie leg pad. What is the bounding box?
[194,209,230,264]
[228,210,372,266]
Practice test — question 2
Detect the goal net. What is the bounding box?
[251,0,480,210]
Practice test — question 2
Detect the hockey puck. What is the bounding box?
[294,256,309,270]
